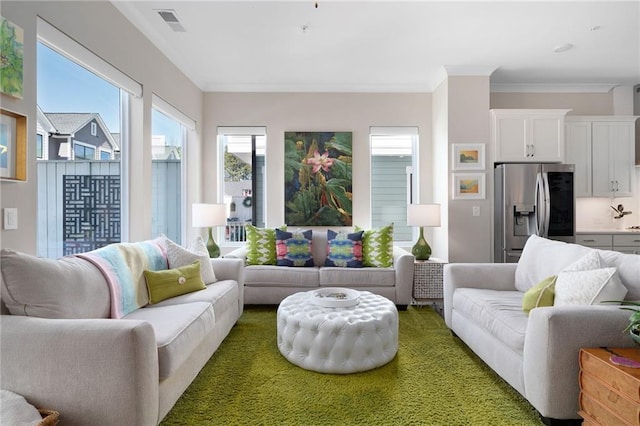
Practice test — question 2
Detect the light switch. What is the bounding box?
[472,206,480,217]
[4,208,18,230]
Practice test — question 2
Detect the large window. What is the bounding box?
[218,127,266,243]
[151,96,191,244]
[370,127,418,242]
[36,19,140,258]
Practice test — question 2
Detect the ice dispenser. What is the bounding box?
[513,204,536,236]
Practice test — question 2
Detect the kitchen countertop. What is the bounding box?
[577,229,640,234]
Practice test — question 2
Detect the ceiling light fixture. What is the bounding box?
[553,43,573,53]
[301,25,310,35]
[589,25,601,32]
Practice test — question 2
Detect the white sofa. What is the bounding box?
[444,235,640,424]
[0,240,244,426]
[226,230,414,308]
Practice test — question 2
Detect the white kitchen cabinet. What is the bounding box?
[575,234,613,250]
[613,234,640,255]
[491,109,570,163]
[565,117,637,198]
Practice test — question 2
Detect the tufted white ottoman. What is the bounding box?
[276,289,398,374]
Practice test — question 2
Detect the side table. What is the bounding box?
[412,258,447,314]
[578,347,640,425]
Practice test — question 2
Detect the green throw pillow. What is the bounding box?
[144,260,205,304]
[356,224,394,268]
[522,275,557,314]
[246,225,286,265]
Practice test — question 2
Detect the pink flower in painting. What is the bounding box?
[306,150,334,173]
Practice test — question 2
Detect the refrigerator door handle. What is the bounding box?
[542,172,551,238]
[535,172,544,236]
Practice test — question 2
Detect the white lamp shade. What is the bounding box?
[407,204,441,227]
[192,203,227,228]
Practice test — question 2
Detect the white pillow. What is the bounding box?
[563,250,602,272]
[554,267,628,306]
[165,237,217,284]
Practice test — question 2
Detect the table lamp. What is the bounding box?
[192,203,227,258]
[407,203,441,260]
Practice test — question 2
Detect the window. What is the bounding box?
[218,127,266,243]
[370,127,418,241]
[36,134,44,159]
[36,18,141,258]
[73,142,96,160]
[151,96,190,244]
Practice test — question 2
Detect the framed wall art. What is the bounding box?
[452,143,485,170]
[452,172,485,200]
[0,109,27,181]
[284,131,352,226]
[0,16,24,99]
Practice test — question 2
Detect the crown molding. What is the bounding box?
[490,83,617,93]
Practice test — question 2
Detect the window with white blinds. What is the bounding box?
[370,127,418,242]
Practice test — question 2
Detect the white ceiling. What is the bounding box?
[112,1,640,93]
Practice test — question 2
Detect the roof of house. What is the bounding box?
[44,113,98,134]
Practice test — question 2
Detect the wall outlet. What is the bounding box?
[472,206,480,217]
[3,208,18,230]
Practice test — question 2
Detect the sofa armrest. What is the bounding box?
[0,315,159,426]
[443,263,517,327]
[210,257,245,312]
[224,247,247,261]
[523,306,632,419]
[393,246,414,306]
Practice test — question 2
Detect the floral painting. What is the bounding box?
[0,17,24,99]
[284,131,352,226]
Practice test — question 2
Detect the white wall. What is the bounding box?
[202,92,433,253]
[0,1,204,254]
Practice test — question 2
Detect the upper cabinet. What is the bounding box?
[565,116,638,198]
[491,109,570,163]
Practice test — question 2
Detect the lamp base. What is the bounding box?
[207,227,221,258]
[412,227,432,261]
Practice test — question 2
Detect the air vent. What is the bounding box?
[155,9,185,32]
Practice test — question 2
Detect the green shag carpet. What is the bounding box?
[161,306,543,425]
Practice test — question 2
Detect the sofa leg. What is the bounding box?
[396,305,408,311]
[539,415,582,426]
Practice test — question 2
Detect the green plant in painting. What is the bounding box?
[284,132,352,226]
[0,17,24,99]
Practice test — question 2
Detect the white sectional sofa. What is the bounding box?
[226,229,414,308]
[444,235,640,424]
[0,238,244,426]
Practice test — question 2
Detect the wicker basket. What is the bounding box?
[38,409,60,426]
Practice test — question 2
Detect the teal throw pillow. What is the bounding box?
[325,229,364,268]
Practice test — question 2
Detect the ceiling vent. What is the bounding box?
[156,9,185,32]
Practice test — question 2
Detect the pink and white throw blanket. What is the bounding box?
[77,239,168,318]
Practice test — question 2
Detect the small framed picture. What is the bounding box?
[0,109,27,181]
[452,143,485,170]
[453,172,485,200]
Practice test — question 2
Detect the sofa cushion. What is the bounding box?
[453,288,527,354]
[522,275,556,314]
[125,302,215,380]
[319,267,395,287]
[276,229,314,267]
[0,249,110,319]
[144,261,206,304]
[358,224,394,268]
[244,265,319,287]
[324,229,363,268]
[152,279,239,319]
[598,250,640,300]
[515,235,590,292]
[245,225,284,265]
[555,267,627,306]
[166,236,217,284]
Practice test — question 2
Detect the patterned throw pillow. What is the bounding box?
[246,225,286,265]
[325,229,364,268]
[275,228,314,267]
[358,224,394,268]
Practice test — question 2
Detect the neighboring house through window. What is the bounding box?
[370,127,419,242]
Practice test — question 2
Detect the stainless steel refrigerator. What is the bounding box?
[494,163,575,263]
